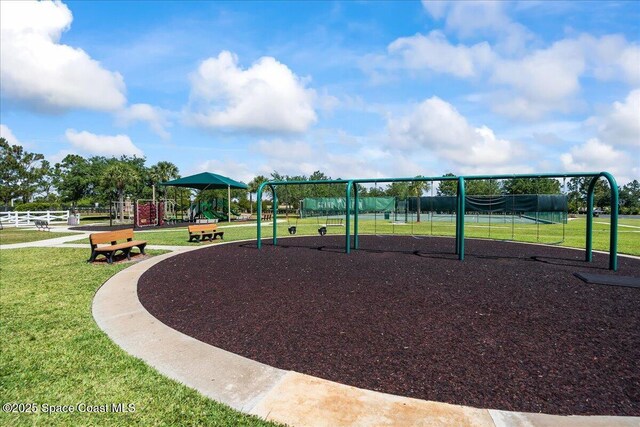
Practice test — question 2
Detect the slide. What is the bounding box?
[202,210,217,220]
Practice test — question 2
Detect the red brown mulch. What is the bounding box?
[137,236,640,416]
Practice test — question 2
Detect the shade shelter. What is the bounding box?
[160,172,248,223]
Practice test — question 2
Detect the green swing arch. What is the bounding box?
[256,172,619,271]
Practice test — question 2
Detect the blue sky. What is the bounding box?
[1,0,639,185]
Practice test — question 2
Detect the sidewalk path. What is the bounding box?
[0,231,91,249]
[0,227,194,252]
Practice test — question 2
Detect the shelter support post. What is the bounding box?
[227,185,231,223]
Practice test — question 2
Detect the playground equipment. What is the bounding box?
[134,198,177,228]
[111,199,134,223]
[188,199,229,222]
[160,172,249,224]
[256,172,620,271]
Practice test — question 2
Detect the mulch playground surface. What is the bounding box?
[138,236,640,416]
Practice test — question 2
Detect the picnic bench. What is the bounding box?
[261,213,272,221]
[188,224,224,242]
[34,220,50,231]
[88,229,147,264]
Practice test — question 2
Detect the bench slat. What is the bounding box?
[188,224,217,233]
[90,229,134,245]
[93,240,148,252]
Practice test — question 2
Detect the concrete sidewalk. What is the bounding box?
[0,231,92,249]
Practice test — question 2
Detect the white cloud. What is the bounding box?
[493,43,582,97]
[253,139,314,159]
[187,51,317,133]
[0,1,126,112]
[387,97,526,173]
[560,138,635,183]
[192,158,253,184]
[384,3,640,121]
[116,104,171,139]
[388,31,493,78]
[421,0,533,54]
[580,34,640,85]
[65,129,143,157]
[421,0,448,20]
[561,89,640,184]
[0,124,20,146]
[593,89,640,148]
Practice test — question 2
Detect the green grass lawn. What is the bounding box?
[0,248,278,426]
[78,214,111,224]
[74,217,639,256]
[0,229,79,245]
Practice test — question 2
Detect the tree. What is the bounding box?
[385,182,410,199]
[502,177,561,195]
[465,179,502,195]
[407,176,429,222]
[101,161,140,222]
[620,180,640,214]
[53,154,93,206]
[308,170,341,197]
[248,175,269,214]
[149,161,180,200]
[0,138,48,205]
[437,173,457,196]
[567,177,612,213]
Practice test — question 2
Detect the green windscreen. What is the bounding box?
[301,197,395,217]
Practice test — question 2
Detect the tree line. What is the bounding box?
[2,137,639,215]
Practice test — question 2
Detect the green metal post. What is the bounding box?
[586,173,618,270]
[256,182,266,249]
[455,178,461,254]
[353,182,359,250]
[457,177,466,260]
[455,177,460,258]
[345,181,352,253]
[604,172,619,271]
[585,177,597,262]
[271,184,278,247]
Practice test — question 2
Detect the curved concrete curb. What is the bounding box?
[93,243,640,427]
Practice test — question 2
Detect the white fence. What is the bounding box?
[0,211,71,227]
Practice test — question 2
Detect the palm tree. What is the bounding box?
[408,176,429,222]
[149,161,180,200]
[248,175,269,215]
[102,162,140,222]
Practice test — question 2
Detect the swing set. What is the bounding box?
[256,172,620,271]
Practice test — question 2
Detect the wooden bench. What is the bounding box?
[34,220,50,231]
[88,229,147,264]
[261,213,272,221]
[188,224,224,242]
